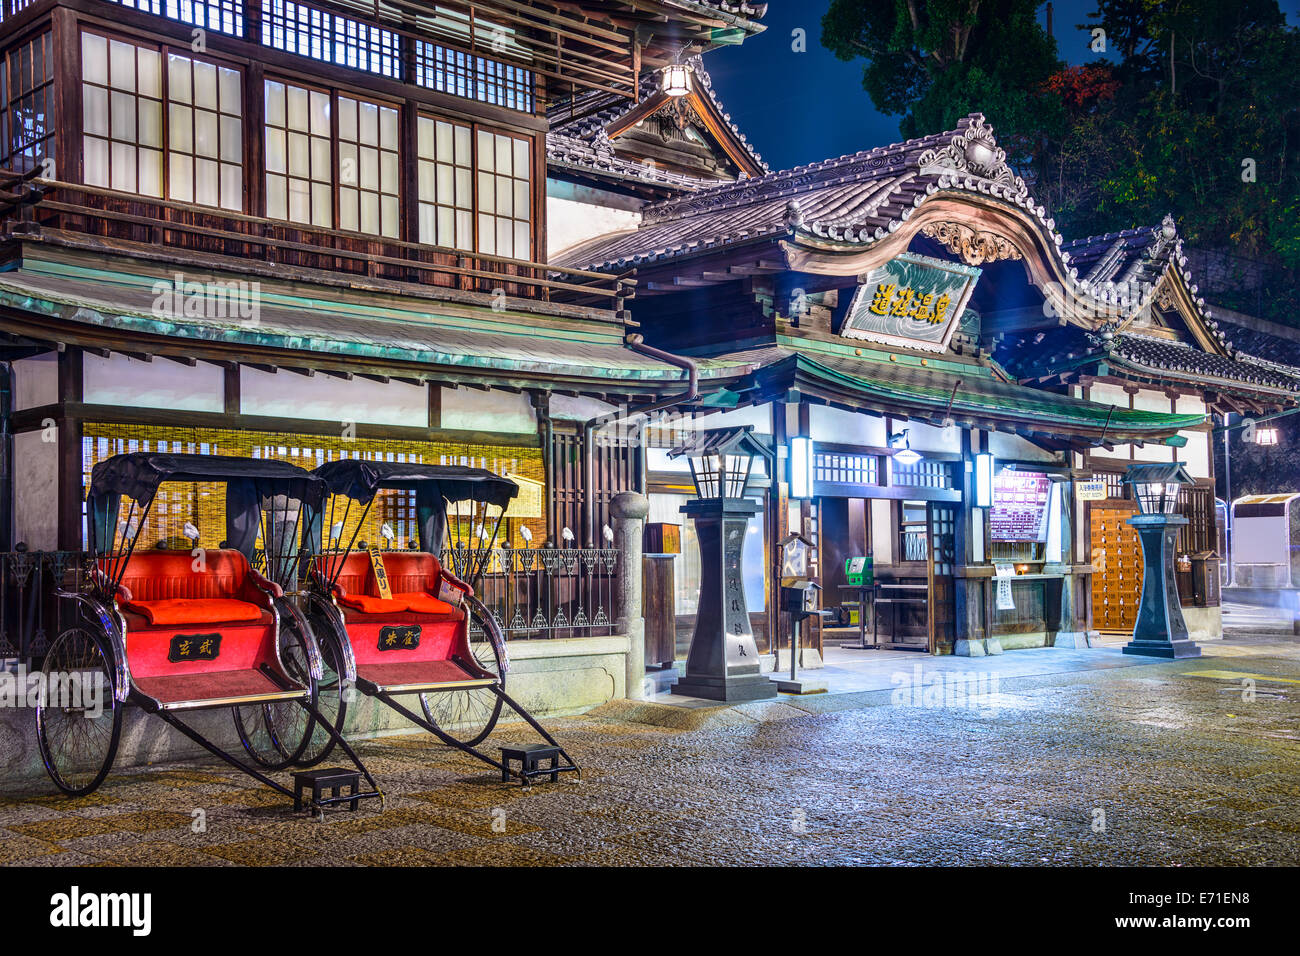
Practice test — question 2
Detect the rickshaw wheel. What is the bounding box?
[419,600,504,748]
[233,612,316,770]
[35,626,122,797]
[293,628,347,767]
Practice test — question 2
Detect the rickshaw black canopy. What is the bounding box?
[312,460,518,509]
[88,453,328,558]
[309,460,518,555]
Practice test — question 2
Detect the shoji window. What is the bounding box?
[166,52,242,210]
[337,94,399,238]
[416,115,471,249]
[475,129,530,259]
[81,32,164,197]
[417,116,531,259]
[263,79,331,227]
[81,31,243,210]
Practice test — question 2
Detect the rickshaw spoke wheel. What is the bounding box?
[233,612,315,770]
[35,625,122,797]
[293,626,346,767]
[420,602,504,748]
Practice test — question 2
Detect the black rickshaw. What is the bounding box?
[299,459,580,786]
[35,452,381,814]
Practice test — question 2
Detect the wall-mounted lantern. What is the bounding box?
[889,429,921,466]
[789,435,814,500]
[974,452,994,508]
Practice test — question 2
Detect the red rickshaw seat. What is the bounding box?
[109,549,286,701]
[335,591,461,619]
[122,597,266,627]
[132,669,305,711]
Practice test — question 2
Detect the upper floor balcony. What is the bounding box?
[0,0,706,313]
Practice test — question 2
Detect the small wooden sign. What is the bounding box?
[644,522,681,555]
[377,625,421,651]
[368,548,392,599]
[168,633,221,664]
[1077,480,1108,502]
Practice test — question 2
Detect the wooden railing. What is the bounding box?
[0,173,635,310]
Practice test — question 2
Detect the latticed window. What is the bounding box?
[417,115,472,249]
[0,31,54,173]
[263,0,401,79]
[336,94,400,238]
[416,115,530,258]
[166,51,242,210]
[814,451,880,487]
[475,128,530,258]
[264,79,331,227]
[82,32,243,210]
[890,457,953,489]
[413,41,534,113]
[82,32,164,197]
[98,0,245,39]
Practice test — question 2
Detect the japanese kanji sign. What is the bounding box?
[841,252,981,352]
[168,633,222,664]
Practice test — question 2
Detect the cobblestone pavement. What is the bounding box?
[3,642,1299,866]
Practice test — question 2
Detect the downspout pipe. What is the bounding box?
[582,334,699,547]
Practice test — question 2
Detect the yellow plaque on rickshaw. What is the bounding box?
[368,548,392,599]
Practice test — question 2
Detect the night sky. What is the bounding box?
[705,0,1300,174]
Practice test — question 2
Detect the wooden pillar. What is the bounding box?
[57,349,83,552]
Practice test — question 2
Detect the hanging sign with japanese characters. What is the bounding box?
[840,252,982,352]
[990,471,1052,542]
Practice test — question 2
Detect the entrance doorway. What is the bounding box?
[817,496,955,653]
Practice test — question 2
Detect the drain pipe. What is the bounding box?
[582,334,699,547]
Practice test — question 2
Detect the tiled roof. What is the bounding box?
[0,253,725,388]
[708,344,1204,444]
[1004,327,1300,397]
[1109,333,1300,394]
[553,113,1029,271]
[552,113,1236,351]
[546,57,767,191]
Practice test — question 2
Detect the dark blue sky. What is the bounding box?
[705,0,1300,173]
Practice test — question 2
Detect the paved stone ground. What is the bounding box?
[2,639,1298,866]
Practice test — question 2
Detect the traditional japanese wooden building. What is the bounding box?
[554,110,1300,660]
[0,0,769,704]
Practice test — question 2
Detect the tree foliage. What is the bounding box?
[821,0,1300,304]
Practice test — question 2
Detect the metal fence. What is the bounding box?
[0,551,93,665]
[440,547,619,640]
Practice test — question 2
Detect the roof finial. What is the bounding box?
[783,199,804,230]
[1160,213,1177,240]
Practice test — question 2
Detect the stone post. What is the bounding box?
[611,492,649,700]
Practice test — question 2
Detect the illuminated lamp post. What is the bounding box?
[669,426,776,701]
[1122,462,1202,659]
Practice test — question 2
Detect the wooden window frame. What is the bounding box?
[334,91,400,238]
[0,29,55,173]
[262,74,334,228]
[416,107,533,259]
[79,26,246,210]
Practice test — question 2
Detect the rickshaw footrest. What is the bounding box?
[292,767,365,812]
[499,743,566,783]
